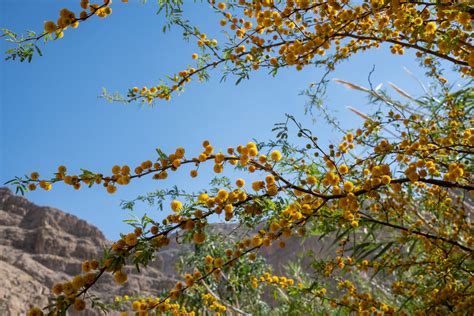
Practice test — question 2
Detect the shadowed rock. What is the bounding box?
[0,187,333,315]
[0,188,177,316]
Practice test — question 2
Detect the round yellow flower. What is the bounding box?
[124,232,138,246]
[106,184,117,194]
[236,178,245,188]
[44,21,57,33]
[171,200,183,212]
[343,181,354,192]
[73,298,86,311]
[270,150,282,161]
[193,232,206,244]
[339,164,349,174]
[198,193,209,202]
[217,189,229,200]
[114,270,128,284]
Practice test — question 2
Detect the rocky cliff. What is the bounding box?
[0,188,180,315]
[0,188,330,315]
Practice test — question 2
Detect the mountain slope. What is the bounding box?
[0,188,179,315]
[0,188,332,315]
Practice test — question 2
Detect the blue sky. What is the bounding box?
[0,0,446,239]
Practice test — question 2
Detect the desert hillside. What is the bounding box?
[0,188,331,315]
[0,188,180,315]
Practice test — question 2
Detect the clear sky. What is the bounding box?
[0,0,450,240]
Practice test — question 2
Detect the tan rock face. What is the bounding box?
[0,187,332,315]
[0,188,178,316]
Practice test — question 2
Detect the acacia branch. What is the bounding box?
[359,213,473,253]
[334,32,469,66]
